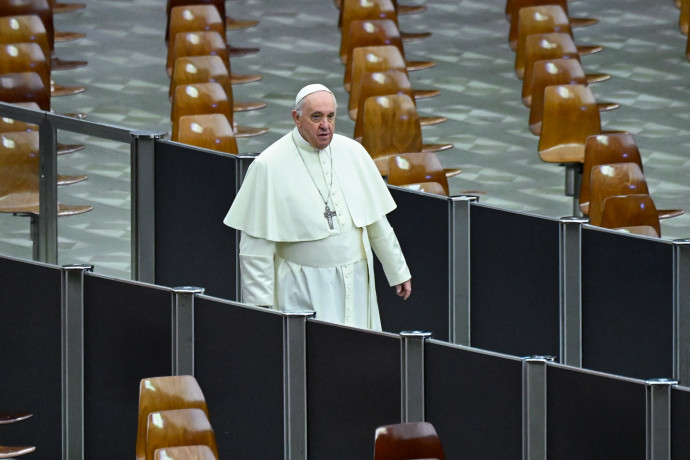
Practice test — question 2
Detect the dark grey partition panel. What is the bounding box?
[581,229,674,380]
[83,274,172,460]
[672,386,690,458]
[425,340,523,458]
[547,365,645,459]
[154,141,237,299]
[470,205,560,357]
[194,297,284,459]
[377,188,450,340]
[0,256,62,457]
[306,321,400,459]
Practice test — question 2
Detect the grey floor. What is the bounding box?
[1,0,690,280]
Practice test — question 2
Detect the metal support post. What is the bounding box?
[234,154,258,303]
[522,356,553,460]
[558,217,587,366]
[673,239,690,385]
[646,378,677,460]
[171,286,204,376]
[449,195,477,346]
[38,117,58,263]
[400,331,432,423]
[61,264,93,460]
[283,311,314,460]
[130,130,165,283]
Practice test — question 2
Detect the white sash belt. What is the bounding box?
[276,228,366,268]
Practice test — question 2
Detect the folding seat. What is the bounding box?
[387,152,451,195]
[588,162,651,227]
[599,194,662,237]
[373,421,445,460]
[173,113,239,154]
[145,409,219,460]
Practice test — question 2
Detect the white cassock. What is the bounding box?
[223,128,410,330]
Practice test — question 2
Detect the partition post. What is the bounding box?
[558,217,587,366]
[646,379,676,460]
[171,286,204,376]
[522,356,553,460]
[400,331,432,422]
[673,239,690,385]
[449,196,477,346]
[61,264,93,460]
[283,311,315,460]
[130,130,165,283]
[38,117,58,264]
[233,154,258,302]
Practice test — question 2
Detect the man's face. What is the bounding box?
[292,91,336,150]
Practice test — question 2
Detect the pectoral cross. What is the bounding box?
[324,204,337,229]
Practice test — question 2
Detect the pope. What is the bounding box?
[224,83,411,330]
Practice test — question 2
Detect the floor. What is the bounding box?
[1,0,689,280]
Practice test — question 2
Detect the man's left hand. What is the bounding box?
[395,279,412,300]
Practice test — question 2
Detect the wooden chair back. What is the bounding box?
[340,0,399,63]
[145,409,219,460]
[528,58,587,136]
[360,93,422,174]
[580,133,642,214]
[0,71,50,110]
[0,101,41,133]
[0,42,51,90]
[352,68,415,138]
[174,113,238,154]
[345,44,406,93]
[171,82,233,139]
[0,15,52,65]
[344,19,405,69]
[599,194,661,237]
[387,152,449,195]
[136,375,210,460]
[507,0,571,49]
[169,55,233,103]
[154,445,218,460]
[0,0,56,51]
[167,4,225,49]
[515,4,572,79]
[588,162,649,227]
[167,30,230,77]
[373,422,445,460]
[521,32,580,106]
[538,84,601,164]
[166,0,228,42]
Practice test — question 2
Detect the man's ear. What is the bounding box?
[291,110,300,125]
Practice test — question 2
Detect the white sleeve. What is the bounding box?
[239,231,276,307]
[366,217,411,287]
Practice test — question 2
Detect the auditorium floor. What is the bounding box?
[1,0,689,279]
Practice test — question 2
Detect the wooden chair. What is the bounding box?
[599,194,662,237]
[167,30,261,84]
[154,445,217,460]
[521,32,611,107]
[0,71,50,110]
[0,0,85,44]
[514,5,602,79]
[527,59,618,136]
[145,409,219,460]
[339,0,430,63]
[588,162,651,227]
[337,0,426,26]
[343,19,434,71]
[170,55,266,112]
[0,412,32,424]
[0,445,35,458]
[681,0,690,35]
[0,14,86,70]
[580,133,684,220]
[387,152,451,195]
[373,422,445,460]
[136,375,210,460]
[171,82,268,138]
[351,69,444,140]
[360,94,453,175]
[506,0,598,50]
[166,0,259,35]
[174,113,239,154]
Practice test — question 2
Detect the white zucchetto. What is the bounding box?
[294,84,333,107]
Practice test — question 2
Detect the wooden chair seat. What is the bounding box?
[388,152,451,195]
[522,33,611,107]
[146,409,219,460]
[154,445,218,460]
[0,445,35,458]
[50,0,85,14]
[373,422,445,460]
[351,69,444,140]
[167,30,261,84]
[170,55,266,112]
[136,375,211,460]
[174,113,239,154]
[343,19,434,71]
[514,5,602,79]
[599,194,662,237]
[0,411,32,424]
[360,94,454,175]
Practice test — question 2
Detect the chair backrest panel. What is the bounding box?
[145,408,219,460]
[373,422,446,460]
[588,162,649,227]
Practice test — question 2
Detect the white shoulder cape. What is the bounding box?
[224,128,396,242]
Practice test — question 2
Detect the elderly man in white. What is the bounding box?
[224,83,411,330]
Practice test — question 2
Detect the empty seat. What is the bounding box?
[166,0,259,38]
[0,412,32,424]
[145,409,219,460]
[588,162,650,227]
[387,152,451,195]
[0,445,35,458]
[373,422,445,460]
[599,194,662,237]
[0,72,50,110]
[174,113,239,154]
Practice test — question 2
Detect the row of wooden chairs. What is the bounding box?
[0,410,35,458]
[336,0,458,194]
[165,2,268,154]
[136,375,219,460]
